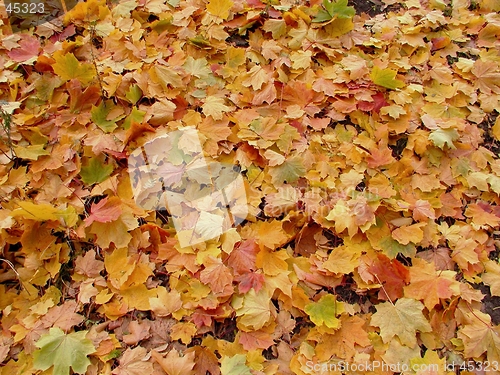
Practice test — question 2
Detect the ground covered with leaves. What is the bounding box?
[1,0,500,374]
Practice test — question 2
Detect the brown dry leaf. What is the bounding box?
[112,347,154,375]
[122,320,152,345]
[151,348,195,375]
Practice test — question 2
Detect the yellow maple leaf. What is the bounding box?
[314,315,370,361]
[482,260,500,296]
[370,298,431,347]
[52,52,95,85]
[120,284,156,311]
[492,115,500,141]
[232,288,273,330]
[149,286,183,317]
[254,220,289,249]
[206,0,233,20]
[170,322,197,344]
[202,96,231,120]
[104,248,135,287]
[322,245,361,275]
[392,223,425,245]
[255,248,289,276]
[12,201,78,227]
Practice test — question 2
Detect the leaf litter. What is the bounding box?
[1,0,500,374]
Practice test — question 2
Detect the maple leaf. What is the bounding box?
[206,0,234,20]
[314,0,355,22]
[305,294,345,329]
[482,260,500,296]
[41,301,85,331]
[367,253,410,301]
[190,347,221,375]
[371,66,405,90]
[225,239,259,276]
[91,101,118,133]
[232,288,272,330]
[7,35,41,63]
[84,196,122,226]
[90,211,137,249]
[200,256,234,294]
[458,321,500,363]
[403,258,460,309]
[236,272,265,294]
[5,0,500,371]
[52,52,95,86]
[122,320,151,345]
[149,286,183,317]
[255,248,289,276]
[33,328,95,375]
[238,330,274,351]
[428,128,459,149]
[183,56,212,79]
[242,65,269,91]
[12,201,78,226]
[112,346,154,375]
[152,65,184,89]
[255,220,288,249]
[314,315,370,361]
[80,157,114,185]
[221,354,252,375]
[202,96,231,120]
[269,155,306,185]
[13,144,50,161]
[264,185,301,216]
[464,203,500,227]
[323,244,361,275]
[392,223,425,245]
[370,298,432,347]
[170,322,197,344]
[472,60,500,94]
[151,348,195,375]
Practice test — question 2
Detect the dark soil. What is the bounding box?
[477,284,500,325]
[478,112,500,155]
[349,0,385,17]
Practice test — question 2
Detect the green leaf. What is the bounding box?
[370,66,405,89]
[80,157,113,185]
[123,107,146,130]
[91,101,117,133]
[323,0,355,18]
[487,175,500,195]
[313,9,333,22]
[125,84,143,105]
[33,327,95,375]
[13,144,50,160]
[269,155,306,185]
[305,294,344,328]
[379,237,416,259]
[221,354,252,375]
[428,128,459,149]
